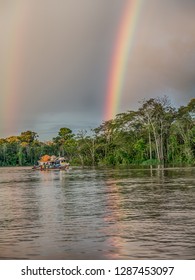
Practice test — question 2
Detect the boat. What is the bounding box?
[32,155,70,171]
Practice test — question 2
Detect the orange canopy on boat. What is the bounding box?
[40,155,51,162]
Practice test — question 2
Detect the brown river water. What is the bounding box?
[0,166,195,259]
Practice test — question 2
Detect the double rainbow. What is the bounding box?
[104,0,143,121]
[1,1,143,137]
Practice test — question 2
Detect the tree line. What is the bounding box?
[0,96,194,167]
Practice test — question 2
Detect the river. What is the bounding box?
[0,166,195,259]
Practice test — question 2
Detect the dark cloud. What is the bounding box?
[120,0,195,112]
[18,0,123,117]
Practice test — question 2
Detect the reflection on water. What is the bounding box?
[0,166,195,259]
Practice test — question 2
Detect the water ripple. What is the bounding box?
[0,166,195,259]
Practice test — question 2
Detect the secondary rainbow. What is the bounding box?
[104,0,143,120]
[1,1,30,137]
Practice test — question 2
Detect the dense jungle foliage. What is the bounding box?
[0,97,195,166]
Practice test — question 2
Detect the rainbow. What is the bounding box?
[1,1,30,137]
[104,0,143,121]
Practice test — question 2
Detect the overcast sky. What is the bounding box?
[0,0,195,140]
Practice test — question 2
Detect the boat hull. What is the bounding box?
[32,166,69,171]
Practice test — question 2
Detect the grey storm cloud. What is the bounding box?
[121,0,195,111]
[18,0,123,116]
[0,0,195,139]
